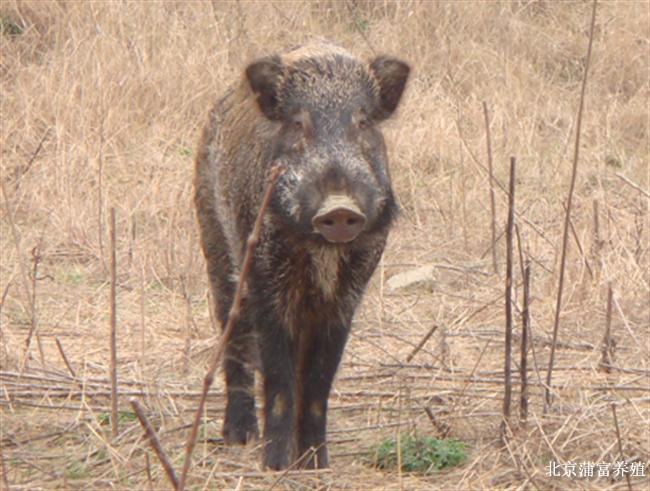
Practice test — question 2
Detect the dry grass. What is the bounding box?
[1,1,648,490]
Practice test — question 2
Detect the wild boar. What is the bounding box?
[194,41,409,469]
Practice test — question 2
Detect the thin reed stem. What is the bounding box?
[599,284,614,373]
[545,0,598,411]
[109,207,118,439]
[520,261,530,423]
[177,164,284,490]
[131,399,179,490]
[611,403,633,491]
[483,101,499,276]
[501,156,516,442]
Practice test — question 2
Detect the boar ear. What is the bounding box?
[246,56,284,120]
[369,56,410,121]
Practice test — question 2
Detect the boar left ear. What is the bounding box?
[246,56,284,120]
[369,56,410,121]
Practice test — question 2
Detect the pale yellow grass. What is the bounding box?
[1,1,648,490]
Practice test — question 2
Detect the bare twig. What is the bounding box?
[1,172,35,334]
[514,224,525,281]
[423,406,450,437]
[22,247,42,371]
[130,399,179,490]
[592,199,604,279]
[459,141,469,249]
[616,172,650,199]
[405,324,438,362]
[182,337,191,377]
[178,164,284,490]
[443,339,492,438]
[17,128,51,184]
[109,207,118,439]
[563,202,594,278]
[32,250,42,360]
[545,0,597,412]
[599,284,614,373]
[501,156,516,442]
[55,337,77,378]
[456,124,553,248]
[345,0,377,56]
[483,101,499,276]
[592,199,602,253]
[268,444,324,490]
[208,468,331,480]
[145,452,154,491]
[501,430,541,491]
[0,279,11,319]
[0,443,9,491]
[35,335,45,367]
[140,265,146,364]
[392,385,404,489]
[520,261,530,423]
[490,225,551,275]
[611,403,633,491]
[97,120,105,272]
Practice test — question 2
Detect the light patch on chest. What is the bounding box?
[311,246,341,300]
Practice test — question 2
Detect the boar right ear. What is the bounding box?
[369,56,410,121]
[246,56,283,120]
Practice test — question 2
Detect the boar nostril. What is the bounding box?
[312,205,366,243]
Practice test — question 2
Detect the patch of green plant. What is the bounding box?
[198,421,220,441]
[119,410,137,423]
[353,16,369,32]
[65,460,88,479]
[178,146,193,158]
[97,412,108,425]
[61,265,85,285]
[586,173,599,189]
[0,16,23,36]
[6,308,30,326]
[367,435,467,473]
[53,431,85,446]
[605,154,623,169]
[94,448,107,462]
[147,279,167,292]
[538,451,555,467]
[97,410,136,425]
[346,5,369,34]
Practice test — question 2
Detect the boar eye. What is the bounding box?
[358,118,369,130]
[292,120,304,131]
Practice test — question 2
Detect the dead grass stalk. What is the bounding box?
[178,164,283,490]
[545,0,598,412]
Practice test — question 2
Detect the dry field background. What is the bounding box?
[1,1,648,490]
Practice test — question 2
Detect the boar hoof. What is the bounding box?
[223,412,259,445]
[263,439,291,470]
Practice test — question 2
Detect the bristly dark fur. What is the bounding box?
[194,41,408,470]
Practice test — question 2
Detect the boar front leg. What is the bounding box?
[296,324,349,469]
[257,311,296,470]
[222,317,259,445]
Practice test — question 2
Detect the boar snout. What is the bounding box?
[312,195,366,243]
